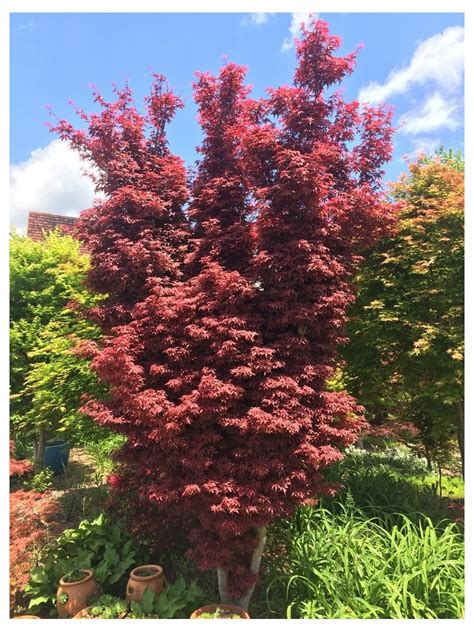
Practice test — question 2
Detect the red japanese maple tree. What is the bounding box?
[56,18,395,609]
[50,75,189,329]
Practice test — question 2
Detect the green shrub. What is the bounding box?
[342,445,429,476]
[83,433,126,485]
[262,506,464,619]
[10,230,109,460]
[322,445,463,526]
[24,467,54,493]
[85,578,203,619]
[421,473,464,500]
[25,513,145,615]
[128,578,203,619]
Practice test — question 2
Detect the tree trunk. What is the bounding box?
[456,401,464,479]
[437,462,443,499]
[236,525,268,611]
[424,445,433,472]
[217,525,268,612]
[217,568,231,604]
[34,428,46,473]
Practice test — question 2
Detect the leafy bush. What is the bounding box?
[421,473,465,499]
[147,550,218,607]
[322,445,463,526]
[262,506,464,619]
[10,230,108,459]
[342,445,429,476]
[24,468,54,493]
[84,578,203,619]
[10,490,60,611]
[83,433,126,485]
[128,578,203,619]
[18,318,110,448]
[25,513,144,615]
[10,436,34,461]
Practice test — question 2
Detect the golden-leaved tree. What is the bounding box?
[343,150,464,474]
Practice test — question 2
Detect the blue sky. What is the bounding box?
[10,12,464,229]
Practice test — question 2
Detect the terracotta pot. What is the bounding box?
[126,565,166,603]
[73,607,93,619]
[12,615,41,619]
[74,607,128,619]
[56,569,100,618]
[190,604,250,619]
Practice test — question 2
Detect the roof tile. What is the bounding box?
[27,211,78,242]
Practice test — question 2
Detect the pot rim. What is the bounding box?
[45,440,70,448]
[190,603,250,619]
[130,564,164,581]
[59,568,93,586]
[73,607,93,619]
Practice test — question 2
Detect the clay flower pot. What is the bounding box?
[126,565,166,603]
[12,615,41,619]
[73,607,94,619]
[190,604,250,619]
[56,569,100,618]
[74,607,128,619]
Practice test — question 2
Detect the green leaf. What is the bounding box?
[28,567,49,584]
[174,575,186,592]
[140,587,157,614]
[94,560,109,586]
[103,545,119,566]
[130,600,142,616]
[28,595,51,607]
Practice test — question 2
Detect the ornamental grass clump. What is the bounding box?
[262,506,464,619]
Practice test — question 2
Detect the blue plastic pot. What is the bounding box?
[44,440,70,475]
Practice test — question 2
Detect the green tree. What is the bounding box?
[343,151,464,474]
[10,230,109,468]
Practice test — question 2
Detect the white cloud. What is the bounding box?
[358,26,464,104]
[282,13,317,53]
[10,140,102,232]
[408,137,442,160]
[18,19,35,32]
[244,13,274,26]
[400,92,461,135]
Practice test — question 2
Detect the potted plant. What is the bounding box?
[123,587,158,619]
[74,595,128,619]
[75,589,161,620]
[126,564,165,603]
[56,568,100,618]
[190,604,250,619]
[78,576,204,619]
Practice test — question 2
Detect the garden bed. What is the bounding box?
[10,441,464,619]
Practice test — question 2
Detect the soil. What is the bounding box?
[62,570,87,583]
[135,568,158,577]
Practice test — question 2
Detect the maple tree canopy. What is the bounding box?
[52,17,396,604]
